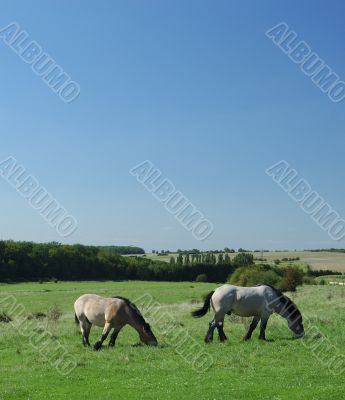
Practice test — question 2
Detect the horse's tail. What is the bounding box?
[191,291,215,318]
[74,313,79,325]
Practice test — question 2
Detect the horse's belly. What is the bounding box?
[231,296,264,317]
[88,314,106,327]
[84,303,106,327]
[232,304,261,317]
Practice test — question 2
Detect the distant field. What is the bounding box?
[1,281,345,399]
[134,251,345,272]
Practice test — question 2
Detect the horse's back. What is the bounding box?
[74,294,124,327]
[212,284,275,317]
[74,294,101,313]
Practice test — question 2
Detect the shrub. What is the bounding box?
[307,269,340,277]
[47,306,62,322]
[302,276,316,285]
[195,274,208,283]
[0,312,12,323]
[279,267,303,292]
[27,312,46,320]
[228,265,281,287]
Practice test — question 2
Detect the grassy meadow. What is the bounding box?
[1,281,345,399]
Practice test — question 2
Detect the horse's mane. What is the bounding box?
[257,284,283,297]
[255,284,302,319]
[112,296,149,327]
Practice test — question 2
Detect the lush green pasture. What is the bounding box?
[1,281,345,400]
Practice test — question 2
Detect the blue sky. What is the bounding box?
[0,0,345,251]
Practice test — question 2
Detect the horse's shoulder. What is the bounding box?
[254,285,282,305]
[111,296,129,306]
[253,284,279,293]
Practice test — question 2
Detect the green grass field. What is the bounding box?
[141,251,345,272]
[1,281,345,400]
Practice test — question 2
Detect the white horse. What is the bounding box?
[192,284,304,342]
[74,294,158,350]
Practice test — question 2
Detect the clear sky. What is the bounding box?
[1,0,345,251]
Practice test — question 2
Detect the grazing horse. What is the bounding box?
[74,294,158,350]
[192,284,304,343]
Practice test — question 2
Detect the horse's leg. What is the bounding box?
[216,318,227,342]
[94,322,112,351]
[79,318,91,347]
[259,315,269,340]
[84,320,92,346]
[243,316,260,341]
[109,328,121,347]
[206,311,226,343]
[205,318,216,343]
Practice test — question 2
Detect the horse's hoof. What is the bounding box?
[93,343,102,351]
[242,336,251,341]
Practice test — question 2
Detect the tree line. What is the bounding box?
[98,245,145,255]
[1,241,330,289]
[169,252,253,267]
[0,241,253,283]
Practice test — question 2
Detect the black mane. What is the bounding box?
[256,284,302,320]
[112,296,149,327]
[256,284,283,297]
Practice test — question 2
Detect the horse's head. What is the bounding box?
[270,291,305,339]
[281,299,304,338]
[117,297,158,346]
[287,313,305,338]
[139,322,158,346]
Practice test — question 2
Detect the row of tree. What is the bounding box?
[97,245,145,255]
[308,248,345,253]
[0,241,254,283]
[152,248,238,255]
[169,252,254,267]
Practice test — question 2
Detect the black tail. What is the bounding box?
[191,291,215,318]
[74,313,79,325]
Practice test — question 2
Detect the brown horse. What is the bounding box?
[74,294,158,350]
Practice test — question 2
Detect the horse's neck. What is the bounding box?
[126,309,143,333]
[272,294,294,319]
